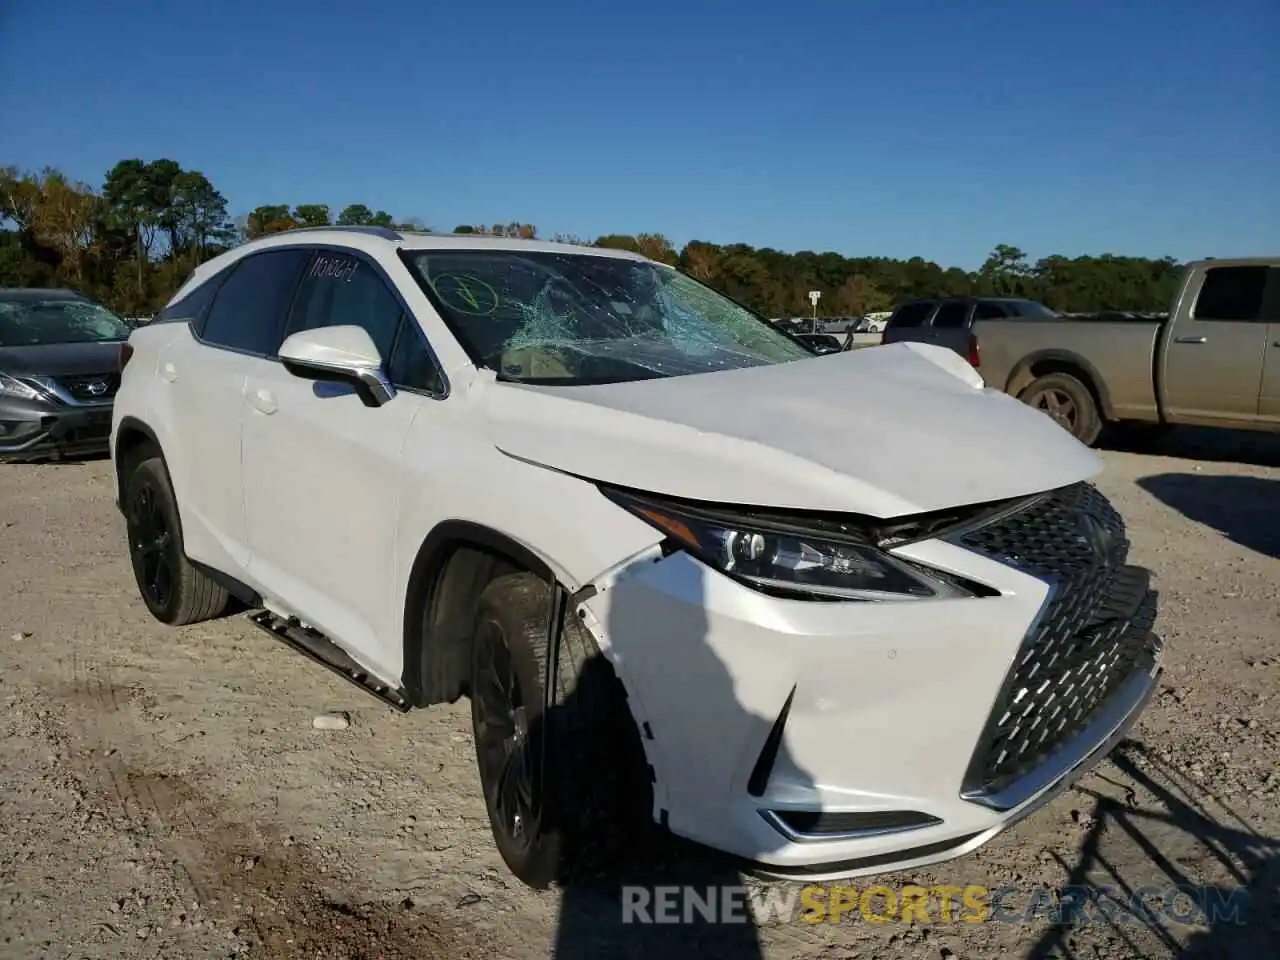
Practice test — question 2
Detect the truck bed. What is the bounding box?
[975,317,1164,422]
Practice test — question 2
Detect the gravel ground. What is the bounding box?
[1,427,1277,960]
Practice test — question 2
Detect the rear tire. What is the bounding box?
[1019,372,1102,446]
[468,572,652,888]
[124,456,230,625]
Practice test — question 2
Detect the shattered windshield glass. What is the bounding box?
[402,250,814,384]
[0,297,132,347]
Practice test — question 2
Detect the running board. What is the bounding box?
[248,609,411,713]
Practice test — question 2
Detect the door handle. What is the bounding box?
[1173,335,1207,344]
[160,362,178,383]
[247,387,277,415]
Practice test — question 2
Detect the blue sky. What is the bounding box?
[2,0,1276,270]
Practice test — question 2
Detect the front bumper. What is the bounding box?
[578,486,1161,881]
[0,396,114,462]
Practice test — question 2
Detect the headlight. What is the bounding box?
[0,373,45,401]
[601,487,971,602]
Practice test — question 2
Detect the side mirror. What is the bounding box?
[795,333,843,355]
[278,325,395,408]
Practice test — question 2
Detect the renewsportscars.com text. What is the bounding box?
[621,883,1252,926]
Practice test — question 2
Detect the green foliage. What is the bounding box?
[292,204,332,228]
[0,159,1185,318]
[453,223,537,238]
[167,170,233,256]
[337,204,374,226]
[246,204,296,238]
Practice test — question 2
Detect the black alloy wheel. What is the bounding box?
[128,476,177,612]
[472,618,542,860]
[466,572,655,888]
[121,454,229,625]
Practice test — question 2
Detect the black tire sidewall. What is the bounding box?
[125,457,186,623]
[469,597,561,888]
[1022,373,1101,445]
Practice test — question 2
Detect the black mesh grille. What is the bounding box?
[55,372,120,402]
[957,482,1159,797]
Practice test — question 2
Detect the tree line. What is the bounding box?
[2,159,1184,318]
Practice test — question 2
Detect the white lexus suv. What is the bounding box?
[110,227,1162,888]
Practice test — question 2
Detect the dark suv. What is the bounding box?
[0,288,131,462]
[881,296,1059,365]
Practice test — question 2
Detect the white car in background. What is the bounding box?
[110,227,1161,887]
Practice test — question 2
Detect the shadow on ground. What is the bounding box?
[1027,741,1280,960]
[2,450,111,466]
[1137,473,1280,559]
[551,835,762,959]
[1102,426,1280,469]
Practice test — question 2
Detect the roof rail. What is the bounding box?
[268,225,402,241]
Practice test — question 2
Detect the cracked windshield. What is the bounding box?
[0,298,132,346]
[403,250,814,384]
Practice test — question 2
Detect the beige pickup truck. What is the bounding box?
[882,257,1280,445]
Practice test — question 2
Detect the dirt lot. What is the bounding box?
[1,428,1277,960]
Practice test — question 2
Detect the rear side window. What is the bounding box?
[1193,266,1268,321]
[285,251,403,360]
[156,268,230,326]
[201,249,310,354]
[889,302,934,328]
[931,302,969,328]
[974,301,1008,320]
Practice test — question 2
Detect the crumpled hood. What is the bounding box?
[483,342,1102,517]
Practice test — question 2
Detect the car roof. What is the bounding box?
[0,288,89,302]
[172,225,660,304]
[232,225,648,261]
[174,226,653,303]
[1185,256,1280,269]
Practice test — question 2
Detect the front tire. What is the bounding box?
[468,573,652,888]
[1019,372,1102,446]
[124,456,229,625]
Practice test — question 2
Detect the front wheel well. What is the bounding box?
[1011,359,1109,422]
[402,525,556,707]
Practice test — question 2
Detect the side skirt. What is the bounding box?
[248,609,412,713]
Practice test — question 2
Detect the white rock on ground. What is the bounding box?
[311,712,351,731]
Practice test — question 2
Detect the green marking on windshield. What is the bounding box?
[431,273,499,316]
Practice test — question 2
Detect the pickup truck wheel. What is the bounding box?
[1020,373,1101,446]
[469,572,652,888]
[124,457,230,625]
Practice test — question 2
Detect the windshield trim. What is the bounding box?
[397,249,820,383]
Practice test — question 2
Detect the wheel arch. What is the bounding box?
[1004,349,1114,422]
[113,416,165,510]
[402,520,561,707]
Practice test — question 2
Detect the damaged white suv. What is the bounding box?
[111,228,1162,887]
